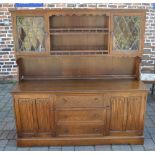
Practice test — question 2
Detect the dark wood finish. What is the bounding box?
[10,9,147,146]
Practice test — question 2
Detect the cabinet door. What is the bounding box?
[14,94,54,138]
[109,93,146,135]
[110,12,145,55]
[12,14,47,53]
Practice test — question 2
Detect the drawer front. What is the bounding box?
[56,95,105,108]
[55,109,106,122]
[57,124,104,137]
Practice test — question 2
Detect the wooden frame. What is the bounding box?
[11,11,48,54]
[110,12,146,56]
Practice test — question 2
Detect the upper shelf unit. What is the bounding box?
[11,9,146,56]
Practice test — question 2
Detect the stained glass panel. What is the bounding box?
[16,16,45,52]
[113,16,141,51]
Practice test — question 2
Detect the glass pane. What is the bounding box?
[16,16,45,52]
[113,16,140,51]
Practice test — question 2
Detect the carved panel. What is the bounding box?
[18,98,36,134]
[35,98,53,133]
[126,96,142,130]
[110,96,127,131]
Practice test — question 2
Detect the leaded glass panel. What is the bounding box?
[16,16,45,52]
[113,16,141,51]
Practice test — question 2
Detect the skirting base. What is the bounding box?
[17,136,144,147]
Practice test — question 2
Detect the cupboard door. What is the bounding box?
[109,93,146,134]
[14,94,54,137]
[14,16,46,52]
[111,12,145,55]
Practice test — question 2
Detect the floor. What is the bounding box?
[0,83,155,151]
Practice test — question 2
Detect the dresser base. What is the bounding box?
[12,80,147,147]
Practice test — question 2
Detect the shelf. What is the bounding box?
[51,50,108,55]
[51,45,107,50]
[50,15,109,29]
[49,16,109,55]
[50,28,109,33]
[50,32,109,35]
[50,34,108,51]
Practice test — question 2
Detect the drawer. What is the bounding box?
[57,124,104,137]
[55,109,106,122]
[56,95,106,108]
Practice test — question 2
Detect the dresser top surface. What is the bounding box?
[11,79,147,93]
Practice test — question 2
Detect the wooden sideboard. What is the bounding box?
[10,9,148,146]
[12,80,147,146]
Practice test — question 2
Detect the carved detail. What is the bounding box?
[110,96,126,104]
[36,98,49,104]
[18,98,35,104]
[127,96,141,104]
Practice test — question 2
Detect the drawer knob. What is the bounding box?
[64,128,68,134]
[95,128,100,133]
[94,98,99,101]
[94,114,98,118]
[62,98,67,103]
